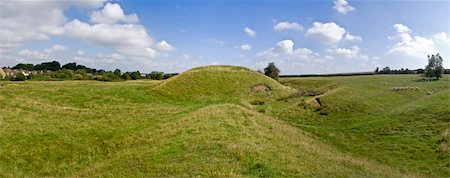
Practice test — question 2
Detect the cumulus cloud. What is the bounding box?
[240,44,252,51]
[258,39,314,59]
[155,40,176,52]
[333,0,355,15]
[326,45,368,59]
[274,21,303,31]
[344,33,362,42]
[306,22,346,44]
[0,0,181,72]
[393,24,411,33]
[244,27,256,37]
[306,22,361,44]
[64,19,153,49]
[17,45,69,60]
[90,3,139,24]
[0,0,104,53]
[434,32,450,43]
[389,24,437,58]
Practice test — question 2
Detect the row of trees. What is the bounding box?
[376,67,418,74]
[5,61,176,82]
[263,53,447,81]
[375,53,447,78]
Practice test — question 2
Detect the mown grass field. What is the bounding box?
[0,67,448,177]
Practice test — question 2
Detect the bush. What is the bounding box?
[52,69,75,79]
[12,73,26,81]
[74,74,84,80]
[146,71,164,80]
[264,62,280,81]
[95,75,104,81]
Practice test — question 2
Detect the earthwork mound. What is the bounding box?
[153,65,291,99]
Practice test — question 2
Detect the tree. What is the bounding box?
[374,67,379,73]
[13,63,34,71]
[121,72,132,80]
[62,63,77,70]
[264,62,280,81]
[379,66,392,74]
[114,69,122,77]
[147,71,164,80]
[34,61,61,71]
[424,53,444,80]
[130,71,141,80]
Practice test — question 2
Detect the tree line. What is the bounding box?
[3,61,177,82]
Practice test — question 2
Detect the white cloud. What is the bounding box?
[333,0,355,15]
[244,27,256,37]
[344,33,362,42]
[258,39,313,59]
[17,44,69,59]
[155,40,176,52]
[393,24,411,34]
[240,44,252,51]
[90,3,139,24]
[434,32,450,43]
[326,45,368,59]
[0,1,184,72]
[0,0,104,53]
[306,22,346,44]
[50,44,69,51]
[64,19,154,52]
[274,22,303,31]
[389,24,437,58]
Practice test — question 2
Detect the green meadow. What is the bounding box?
[0,66,448,177]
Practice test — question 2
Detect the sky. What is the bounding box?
[0,0,449,74]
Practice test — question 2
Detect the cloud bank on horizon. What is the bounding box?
[0,0,448,74]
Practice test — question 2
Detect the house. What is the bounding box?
[2,68,18,78]
[1,68,34,78]
[0,68,5,79]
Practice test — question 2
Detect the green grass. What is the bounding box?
[0,69,448,177]
[154,65,293,101]
[266,75,450,177]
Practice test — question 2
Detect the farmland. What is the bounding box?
[0,66,448,177]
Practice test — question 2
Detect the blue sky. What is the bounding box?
[1,0,449,74]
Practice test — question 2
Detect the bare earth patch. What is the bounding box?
[251,84,271,92]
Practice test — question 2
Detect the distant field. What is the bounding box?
[0,72,448,177]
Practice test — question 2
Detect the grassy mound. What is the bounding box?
[269,75,450,177]
[77,104,413,177]
[153,65,292,99]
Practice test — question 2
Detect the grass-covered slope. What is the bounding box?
[0,80,412,177]
[1,72,447,177]
[265,75,450,177]
[154,65,292,99]
[80,104,413,177]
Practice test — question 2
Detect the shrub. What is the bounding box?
[12,73,26,81]
[74,74,84,80]
[146,71,164,80]
[264,62,280,81]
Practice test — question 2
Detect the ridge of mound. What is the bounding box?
[154,65,292,99]
[78,104,413,177]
